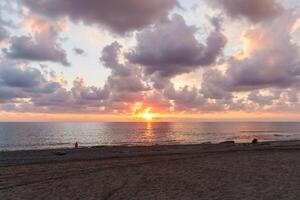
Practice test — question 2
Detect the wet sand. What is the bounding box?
[1,141,300,200]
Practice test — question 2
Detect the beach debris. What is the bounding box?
[54,151,67,156]
[75,142,79,149]
[252,138,258,144]
[220,141,235,144]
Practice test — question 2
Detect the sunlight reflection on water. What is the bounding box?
[1,122,300,150]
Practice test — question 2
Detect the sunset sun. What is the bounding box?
[143,112,153,121]
[134,107,159,122]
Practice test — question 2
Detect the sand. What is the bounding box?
[1,141,300,200]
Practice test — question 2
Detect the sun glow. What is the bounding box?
[143,111,153,121]
[142,107,155,122]
[133,106,160,122]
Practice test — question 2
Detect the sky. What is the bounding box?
[0,0,299,122]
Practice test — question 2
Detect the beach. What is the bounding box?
[1,141,300,200]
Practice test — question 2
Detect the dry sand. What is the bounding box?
[1,141,300,200]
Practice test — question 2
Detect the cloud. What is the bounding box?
[0,42,150,114]
[0,26,9,42]
[32,77,109,112]
[0,61,62,102]
[0,61,110,113]
[200,69,232,100]
[11,41,155,113]
[1,2,300,116]
[0,87,24,100]
[3,27,70,66]
[0,65,44,88]
[229,11,300,90]
[101,42,131,76]
[0,1,19,29]
[20,0,178,34]
[101,42,149,93]
[164,84,206,111]
[73,48,85,56]
[127,14,227,77]
[99,42,150,112]
[210,0,283,22]
[202,9,300,94]
[141,91,172,113]
[248,90,278,106]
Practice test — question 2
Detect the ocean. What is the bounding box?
[1,122,300,151]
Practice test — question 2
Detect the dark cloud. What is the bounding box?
[72,78,108,101]
[20,0,178,34]
[100,42,150,111]
[0,62,110,113]
[32,77,109,112]
[150,73,171,90]
[286,90,299,103]
[200,69,232,100]
[3,27,69,66]
[161,82,236,113]
[101,42,131,76]
[0,61,62,103]
[73,48,85,55]
[0,26,9,41]
[248,91,277,106]
[0,87,24,100]
[164,84,206,111]
[101,42,149,93]
[127,14,227,77]
[210,0,283,22]
[0,63,44,88]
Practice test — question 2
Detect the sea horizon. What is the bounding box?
[1,121,300,151]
